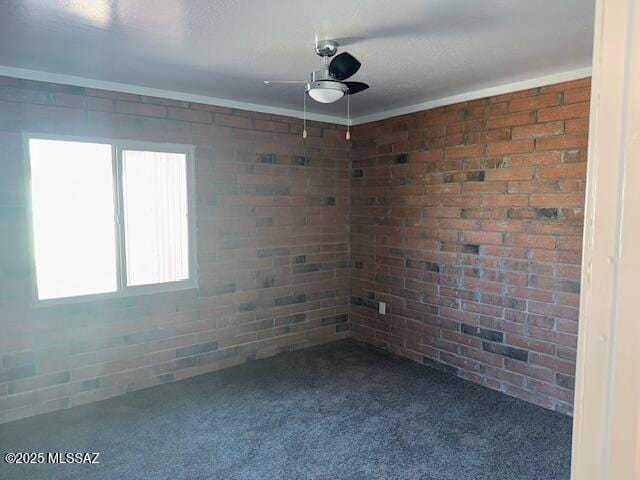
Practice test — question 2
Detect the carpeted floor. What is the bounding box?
[0,339,573,480]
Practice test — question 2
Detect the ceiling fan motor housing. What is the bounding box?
[310,69,334,82]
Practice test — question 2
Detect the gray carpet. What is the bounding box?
[0,340,572,480]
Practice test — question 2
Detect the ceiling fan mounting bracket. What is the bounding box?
[315,40,338,57]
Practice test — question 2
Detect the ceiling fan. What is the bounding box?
[264,40,369,103]
[264,40,369,139]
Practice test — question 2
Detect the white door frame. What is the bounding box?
[571,0,640,478]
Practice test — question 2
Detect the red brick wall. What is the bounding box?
[0,76,350,423]
[0,75,590,422]
[350,78,590,414]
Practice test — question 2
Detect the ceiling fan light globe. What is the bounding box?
[306,81,348,104]
[308,88,344,103]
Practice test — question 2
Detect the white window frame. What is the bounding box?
[23,133,198,306]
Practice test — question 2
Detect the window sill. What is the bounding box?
[31,280,198,309]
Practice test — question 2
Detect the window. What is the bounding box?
[27,137,195,302]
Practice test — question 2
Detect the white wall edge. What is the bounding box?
[0,65,348,125]
[350,66,593,125]
[0,64,591,127]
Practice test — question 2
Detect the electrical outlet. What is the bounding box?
[379,301,386,315]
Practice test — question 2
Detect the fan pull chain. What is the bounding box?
[346,94,351,141]
[303,90,308,139]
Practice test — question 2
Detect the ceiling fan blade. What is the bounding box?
[328,52,361,80]
[343,81,369,94]
[263,80,306,84]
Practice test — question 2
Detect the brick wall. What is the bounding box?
[0,76,350,423]
[350,78,589,414]
[0,75,590,422]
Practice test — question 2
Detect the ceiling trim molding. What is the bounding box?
[0,64,591,127]
[350,66,593,125]
[0,65,348,125]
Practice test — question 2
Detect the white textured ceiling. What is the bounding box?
[0,0,595,123]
